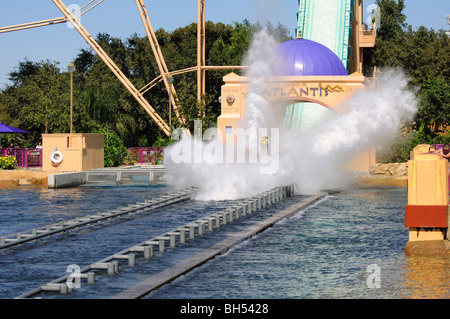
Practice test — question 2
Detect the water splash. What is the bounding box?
[279,69,418,194]
[243,29,282,132]
[164,30,418,200]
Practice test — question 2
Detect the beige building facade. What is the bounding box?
[42,133,104,172]
[217,72,375,171]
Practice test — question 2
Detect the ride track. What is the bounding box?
[13,185,307,299]
[0,187,196,250]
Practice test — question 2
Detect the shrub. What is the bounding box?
[122,150,139,166]
[0,156,17,170]
[152,137,172,147]
[92,128,127,167]
[377,130,450,164]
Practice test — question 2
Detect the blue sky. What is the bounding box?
[0,0,449,88]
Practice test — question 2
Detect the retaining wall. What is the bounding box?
[358,163,408,187]
[47,172,88,189]
[0,170,49,187]
[0,163,410,189]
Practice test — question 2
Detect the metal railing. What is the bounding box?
[0,148,42,168]
[127,147,164,165]
[0,147,165,169]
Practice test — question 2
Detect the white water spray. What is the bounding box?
[244,29,282,131]
[278,68,418,194]
[164,30,418,200]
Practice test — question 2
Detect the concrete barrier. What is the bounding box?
[47,172,88,189]
[17,186,298,299]
[113,191,327,299]
[1,188,196,250]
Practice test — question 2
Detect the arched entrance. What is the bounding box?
[284,101,332,131]
[265,96,333,133]
[217,72,375,171]
[217,72,366,133]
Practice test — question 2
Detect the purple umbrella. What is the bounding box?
[0,122,29,148]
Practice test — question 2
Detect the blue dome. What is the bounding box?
[274,38,348,76]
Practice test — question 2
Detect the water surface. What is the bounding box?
[1,185,449,299]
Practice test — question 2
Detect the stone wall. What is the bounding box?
[358,163,408,187]
[369,163,408,177]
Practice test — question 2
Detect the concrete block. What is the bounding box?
[48,172,88,189]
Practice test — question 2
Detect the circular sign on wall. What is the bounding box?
[226,95,235,104]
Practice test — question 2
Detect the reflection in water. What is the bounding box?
[402,255,450,299]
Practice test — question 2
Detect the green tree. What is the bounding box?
[8,59,40,87]
[365,0,408,70]
[375,0,407,40]
[415,75,450,135]
[366,0,449,138]
[93,127,127,167]
[0,21,293,149]
[0,60,71,144]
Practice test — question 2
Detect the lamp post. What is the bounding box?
[167,75,173,130]
[68,61,76,133]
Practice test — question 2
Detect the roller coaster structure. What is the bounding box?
[0,0,246,136]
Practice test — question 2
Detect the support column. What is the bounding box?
[197,0,206,114]
[52,0,171,136]
[404,146,450,255]
[135,0,185,126]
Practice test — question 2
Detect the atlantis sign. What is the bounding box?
[262,82,345,99]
